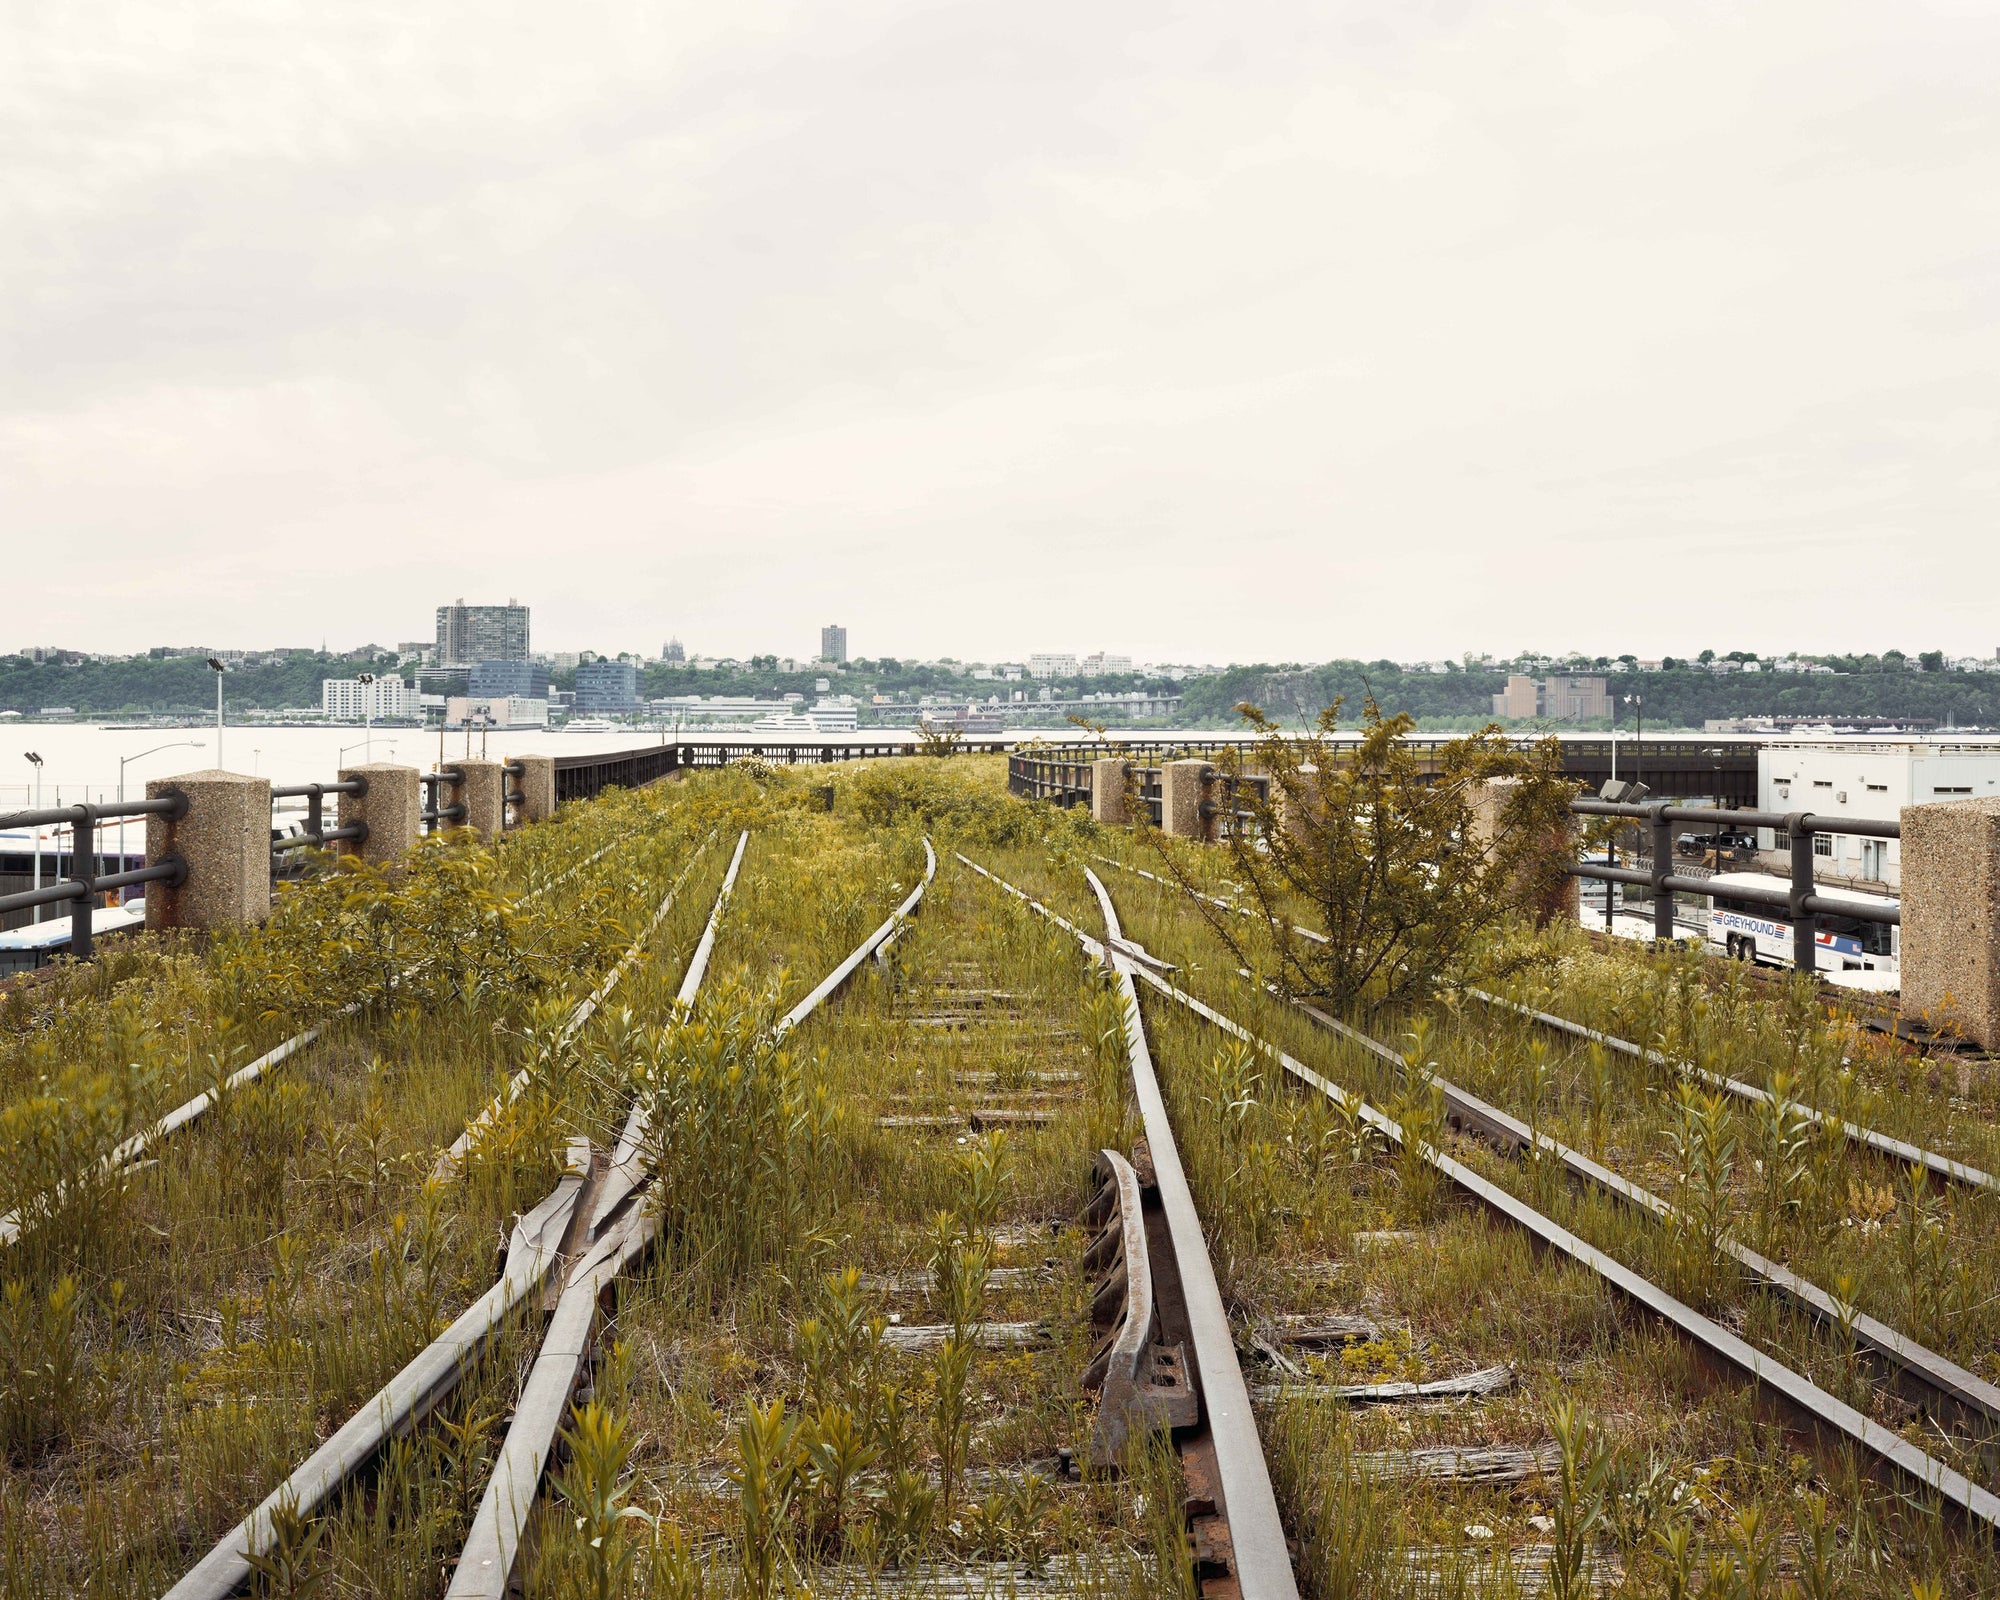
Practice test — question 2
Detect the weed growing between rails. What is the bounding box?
[0,777,751,1597]
[1424,963,2000,1387]
[967,840,1994,1596]
[1068,835,2000,1426]
[520,847,1163,1598]
[1481,922,2000,1178]
[704,807,934,1017]
[0,775,751,1277]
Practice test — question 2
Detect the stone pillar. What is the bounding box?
[441,760,505,842]
[510,754,557,824]
[1161,760,1216,842]
[1900,797,2000,1048]
[1472,776,1581,922]
[1273,764,1321,843]
[143,769,273,931]
[336,764,421,866]
[1091,758,1131,826]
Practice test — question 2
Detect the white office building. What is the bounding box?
[1028,653,1079,680]
[322,676,415,722]
[444,695,549,729]
[653,695,803,725]
[1757,741,2000,888]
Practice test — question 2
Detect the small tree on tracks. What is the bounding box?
[1150,696,1576,1019]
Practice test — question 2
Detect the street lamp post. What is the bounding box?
[1631,693,1644,792]
[117,740,205,904]
[207,658,228,768]
[23,752,43,925]
[357,672,376,763]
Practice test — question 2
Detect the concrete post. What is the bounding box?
[1161,760,1216,842]
[337,764,421,866]
[1273,764,1321,843]
[1900,796,2000,1048]
[442,760,506,842]
[510,754,557,824]
[1091,758,1131,826]
[143,769,273,931]
[1471,776,1581,922]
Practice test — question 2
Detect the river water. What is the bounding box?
[0,718,1165,809]
[0,721,944,809]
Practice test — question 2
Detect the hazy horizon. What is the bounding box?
[10,3,1998,660]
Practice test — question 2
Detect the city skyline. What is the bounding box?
[10,629,2000,675]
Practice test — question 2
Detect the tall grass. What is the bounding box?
[0,772,749,1597]
[980,824,2000,1599]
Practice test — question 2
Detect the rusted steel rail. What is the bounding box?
[445,1190,660,1598]
[0,1018,339,1251]
[1286,994,2000,1444]
[440,828,720,1175]
[955,851,1297,1598]
[1100,853,1998,1199]
[961,856,2000,1531]
[445,833,933,1596]
[1468,988,2000,1197]
[165,1152,591,1600]
[1087,867,1301,1600]
[773,837,937,1039]
[1104,850,2000,1458]
[1081,1149,1198,1467]
[1093,854,1332,946]
[4,817,668,1253]
[167,832,755,1598]
[589,829,751,1236]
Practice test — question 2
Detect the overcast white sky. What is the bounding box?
[7,2,1998,664]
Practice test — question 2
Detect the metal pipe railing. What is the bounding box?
[0,794,192,961]
[1568,798,1900,972]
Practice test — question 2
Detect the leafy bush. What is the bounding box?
[845,759,1060,846]
[1165,695,1575,1016]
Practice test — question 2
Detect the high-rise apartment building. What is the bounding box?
[468,660,553,699]
[1543,674,1609,721]
[322,675,415,722]
[1493,674,1541,718]
[574,660,640,715]
[1490,674,1608,721]
[435,599,530,667]
[820,625,848,664]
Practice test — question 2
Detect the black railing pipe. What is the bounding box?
[0,794,186,832]
[0,795,189,961]
[1569,798,1901,974]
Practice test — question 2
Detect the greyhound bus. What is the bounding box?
[1706,871,1899,976]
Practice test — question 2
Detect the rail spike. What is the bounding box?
[1080,1145,1197,1467]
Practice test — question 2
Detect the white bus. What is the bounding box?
[1706,871,1899,975]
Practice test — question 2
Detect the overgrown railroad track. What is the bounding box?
[1016,832,2000,1592]
[0,778,1271,1597]
[0,778,745,1594]
[11,755,2000,1596]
